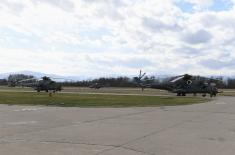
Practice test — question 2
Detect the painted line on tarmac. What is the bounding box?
[14,108,44,112]
[215,102,227,105]
[5,121,37,125]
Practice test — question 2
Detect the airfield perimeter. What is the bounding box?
[0,87,235,154]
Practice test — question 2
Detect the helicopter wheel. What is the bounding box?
[202,94,206,97]
[182,93,186,96]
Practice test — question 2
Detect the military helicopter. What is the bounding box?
[18,76,62,93]
[89,83,104,89]
[134,70,221,97]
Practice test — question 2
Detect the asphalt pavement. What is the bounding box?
[0,96,235,155]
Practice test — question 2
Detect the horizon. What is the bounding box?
[1,0,235,77]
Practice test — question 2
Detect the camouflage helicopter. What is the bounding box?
[135,70,221,97]
[89,83,104,89]
[18,76,62,93]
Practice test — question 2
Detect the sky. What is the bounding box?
[0,0,235,77]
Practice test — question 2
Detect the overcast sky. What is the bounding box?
[0,0,235,77]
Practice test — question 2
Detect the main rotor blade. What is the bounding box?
[170,75,184,83]
[17,78,37,83]
[51,77,73,80]
[140,73,146,79]
[139,70,142,78]
[208,78,223,82]
[19,82,37,86]
[138,70,146,80]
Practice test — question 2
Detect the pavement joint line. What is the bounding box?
[40,140,152,154]
[0,109,159,142]
[95,105,221,155]
[0,139,152,155]
[163,109,235,115]
[165,110,235,115]
[81,109,158,124]
[95,118,197,155]
[41,141,152,155]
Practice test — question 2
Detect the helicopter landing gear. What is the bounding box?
[177,92,186,96]
[182,93,186,96]
[48,90,55,97]
[210,93,213,98]
[210,92,217,98]
[202,94,206,97]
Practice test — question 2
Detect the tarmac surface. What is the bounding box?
[0,96,235,155]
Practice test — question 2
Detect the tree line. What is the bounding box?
[60,76,158,87]
[0,74,34,86]
[1,74,235,89]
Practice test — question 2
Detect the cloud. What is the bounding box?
[173,46,203,58]
[182,29,212,44]
[200,59,235,69]
[32,0,75,12]
[0,0,235,76]
[0,0,26,14]
[143,17,181,32]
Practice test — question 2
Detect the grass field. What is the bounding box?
[0,86,169,95]
[63,87,170,95]
[0,91,209,107]
[1,86,234,96]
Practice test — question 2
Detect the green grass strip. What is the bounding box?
[0,92,210,107]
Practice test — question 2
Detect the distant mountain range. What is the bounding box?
[0,71,85,81]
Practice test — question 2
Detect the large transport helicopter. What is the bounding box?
[135,70,221,97]
[18,76,62,93]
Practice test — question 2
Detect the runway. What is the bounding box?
[0,96,235,155]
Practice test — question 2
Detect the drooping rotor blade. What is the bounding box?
[19,82,37,86]
[17,78,38,83]
[45,76,73,82]
[170,75,184,83]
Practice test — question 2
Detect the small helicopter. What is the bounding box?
[134,70,221,97]
[89,83,104,89]
[18,76,62,93]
